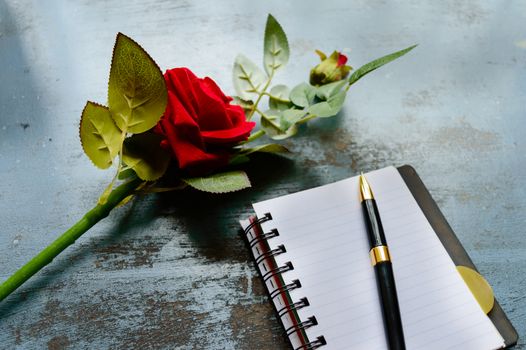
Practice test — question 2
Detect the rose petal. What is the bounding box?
[156,67,257,175]
[192,78,234,131]
[224,104,246,124]
[337,53,348,67]
[202,77,231,103]
[201,121,255,144]
[165,68,200,119]
[156,90,231,173]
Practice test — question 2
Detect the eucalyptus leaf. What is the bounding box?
[281,109,307,129]
[316,80,347,100]
[233,54,267,100]
[232,96,254,113]
[269,84,292,111]
[289,82,317,108]
[261,112,299,140]
[183,170,251,193]
[122,133,171,181]
[307,91,346,118]
[79,101,122,169]
[348,44,417,86]
[263,14,289,75]
[108,33,167,134]
[260,112,282,132]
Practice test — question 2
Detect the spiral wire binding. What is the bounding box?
[246,214,326,349]
[278,297,309,318]
[295,336,327,350]
[262,261,294,282]
[243,212,272,239]
[269,279,302,299]
[249,228,279,248]
[285,316,318,336]
[255,244,286,265]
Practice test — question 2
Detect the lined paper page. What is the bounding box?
[252,166,504,350]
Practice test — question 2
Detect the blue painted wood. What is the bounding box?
[0,0,524,348]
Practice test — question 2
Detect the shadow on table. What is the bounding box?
[157,153,296,262]
[0,110,347,317]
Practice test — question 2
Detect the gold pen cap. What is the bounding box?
[359,173,374,201]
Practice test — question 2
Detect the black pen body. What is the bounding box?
[362,198,406,350]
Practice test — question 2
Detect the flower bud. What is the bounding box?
[309,50,352,86]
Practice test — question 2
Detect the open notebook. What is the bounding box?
[241,166,516,350]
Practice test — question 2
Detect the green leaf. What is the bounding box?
[263,14,290,75]
[269,84,292,111]
[230,143,290,164]
[240,143,290,155]
[233,54,267,100]
[281,109,307,129]
[108,33,167,134]
[260,111,299,140]
[316,80,347,100]
[348,44,417,86]
[307,91,346,118]
[232,96,254,114]
[289,82,317,108]
[183,170,251,193]
[79,101,122,169]
[122,133,171,181]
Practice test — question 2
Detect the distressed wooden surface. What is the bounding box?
[1,0,525,349]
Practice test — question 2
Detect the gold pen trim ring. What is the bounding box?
[370,245,391,266]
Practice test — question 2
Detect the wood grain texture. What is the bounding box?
[1,0,525,348]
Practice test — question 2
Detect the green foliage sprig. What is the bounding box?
[232,14,416,150]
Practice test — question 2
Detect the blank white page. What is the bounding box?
[252,166,504,350]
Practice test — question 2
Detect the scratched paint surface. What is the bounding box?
[0,0,525,349]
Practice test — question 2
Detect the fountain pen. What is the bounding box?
[359,174,406,350]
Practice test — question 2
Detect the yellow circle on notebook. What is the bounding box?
[456,265,495,314]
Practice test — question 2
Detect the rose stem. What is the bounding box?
[0,177,143,302]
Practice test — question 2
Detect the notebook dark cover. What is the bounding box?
[398,165,518,348]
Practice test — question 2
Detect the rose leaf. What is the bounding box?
[233,54,267,100]
[348,44,417,87]
[108,33,167,134]
[269,84,292,111]
[183,170,251,194]
[289,82,317,108]
[122,132,170,181]
[79,101,122,169]
[263,14,289,75]
[307,90,346,118]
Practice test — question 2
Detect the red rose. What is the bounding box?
[155,68,255,175]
